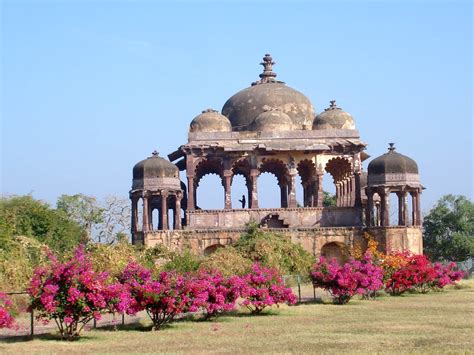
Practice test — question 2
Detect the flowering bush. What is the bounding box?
[311,254,384,304]
[239,263,296,314]
[0,292,16,329]
[432,262,464,288]
[119,263,201,330]
[385,255,464,295]
[28,246,127,340]
[191,270,241,318]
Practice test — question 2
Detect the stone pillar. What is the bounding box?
[349,176,356,207]
[174,195,182,230]
[250,169,259,209]
[354,173,362,207]
[335,182,341,207]
[411,191,417,226]
[288,173,297,208]
[397,192,404,226]
[142,194,149,232]
[315,174,324,207]
[381,190,390,227]
[187,176,195,210]
[416,190,422,226]
[280,182,288,208]
[130,197,138,233]
[224,174,232,209]
[366,191,373,226]
[161,193,168,230]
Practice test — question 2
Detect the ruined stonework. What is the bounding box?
[130,54,424,258]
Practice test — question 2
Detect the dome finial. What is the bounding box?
[252,54,283,86]
[388,143,396,152]
[324,100,342,112]
[151,150,159,156]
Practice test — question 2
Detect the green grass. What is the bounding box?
[1,280,473,354]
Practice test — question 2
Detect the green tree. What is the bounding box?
[323,191,337,207]
[0,195,87,253]
[423,195,474,261]
[57,194,103,241]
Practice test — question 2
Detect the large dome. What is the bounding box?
[221,54,315,131]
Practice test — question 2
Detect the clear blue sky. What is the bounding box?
[1,0,472,213]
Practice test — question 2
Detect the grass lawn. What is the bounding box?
[1,280,473,354]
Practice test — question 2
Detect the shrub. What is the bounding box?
[234,223,314,276]
[200,246,252,277]
[119,263,200,330]
[311,254,384,304]
[432,262,464,288]
[240,263,296,314]
[162,249,202,274]
[0,292,16,329]
[28,246,127,340]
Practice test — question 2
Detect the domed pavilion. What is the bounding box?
[130,54,424,258]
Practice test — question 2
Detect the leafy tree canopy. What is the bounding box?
[423,194,474,262]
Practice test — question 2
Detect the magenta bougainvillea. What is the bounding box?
[311,254,384,304]
[119,263,201,330]
[190,270,241,318]
[239,263,296,314]
[0,292,16,329]
[28,246,128,340]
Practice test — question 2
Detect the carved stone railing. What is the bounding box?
[185,207,363,229]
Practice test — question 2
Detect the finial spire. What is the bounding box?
[388,143,396,152]
[251,54,283,86]
[151,150,159,156]
[324,100,341,111]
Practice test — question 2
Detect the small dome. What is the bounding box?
[252,108,293,132]
[368,144,418,175]
[189,109,231,133]
[313,100,355,130]
[222,54,315,131]
[132,151,180,190]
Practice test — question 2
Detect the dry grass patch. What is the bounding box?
[1,280,473,354]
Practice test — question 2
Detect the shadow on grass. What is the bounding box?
[0,332,98,344]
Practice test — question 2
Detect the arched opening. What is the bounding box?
[295,175,304,207]
[259,158,289,208]
[257,172,280,208]
[372,192,381,226]
[196,174,224,209]
[321,242,346,264]
[195,159,224,210]
[203,244,224,256]
[389,192,398,226]
[231,174,248,209]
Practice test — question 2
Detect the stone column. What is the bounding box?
[224,174,232,209]
[174,195,182,230]
[335,182,341,207]
[161,193,168,230]
[397,192,404,226]
[142,194,149,232]
[250,169,259,209]
[280,182,288,208]
[366,190,373,226]
[288,173,297,208]
[315,174,324,207]
[411,191,417,226]
[416,190,422,226]
[354,173,362,207]
[187,176,195,210]
[349,176,356,207]
[130,196,138,233]
[381,190,390,227]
